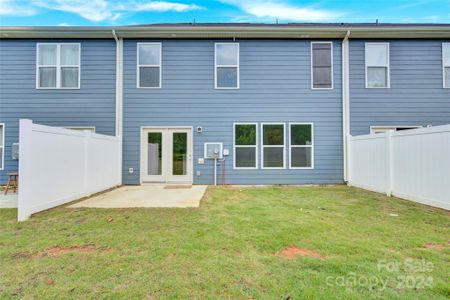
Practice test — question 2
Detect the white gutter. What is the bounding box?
[342,30,350,182]
[112,29,123,185]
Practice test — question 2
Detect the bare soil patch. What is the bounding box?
[32,245,96,258]
[424,243,445,251]
[275,247,325,259]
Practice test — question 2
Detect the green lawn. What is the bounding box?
[0,186,449,299]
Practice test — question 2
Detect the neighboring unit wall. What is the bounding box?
[122,39,343,185]
[349,39,450,135]
[0,39,117,184]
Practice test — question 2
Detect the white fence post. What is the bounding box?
[347,134,352,184]
[83,130,90,196]
[17,119,33,221]
[385,131,393,197]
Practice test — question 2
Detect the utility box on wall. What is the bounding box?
[204,142,223,159]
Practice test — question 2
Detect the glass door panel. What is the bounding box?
[172,132,187,176]
[147,132,162,176]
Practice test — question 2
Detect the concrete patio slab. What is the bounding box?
[69,185,207,208]
[0,192,18,208]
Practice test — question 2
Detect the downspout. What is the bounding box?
[113,29,123,185]
[342,30,350,182]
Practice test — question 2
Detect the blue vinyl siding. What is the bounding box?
[349,39,450,135]
[122,39,343,185]
[0,39,116,184]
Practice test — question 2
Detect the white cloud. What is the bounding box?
[32,0,114,22]
[132,1,201,12]
[222,0,341,22]
[424,15,440,22]
[0,0,37,16]
[1,0,202,22]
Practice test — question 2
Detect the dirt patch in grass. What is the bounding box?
[34,245,96,257]
[275,247,325,259]
[424,243,445,251]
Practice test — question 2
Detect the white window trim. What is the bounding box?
[443,43,450,89]
[233,122,258,169]
[289,122,314,169]
[36,43,81,89]
[215,42,240,89]
[365,42,390,89]
[0,123,4,171]
[370,125,422,134]
[261,123,286,169]
[311,42,334,90]
[63,126,96,133]
[136,42,162,89]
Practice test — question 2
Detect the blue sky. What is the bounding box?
[1,0,449,26]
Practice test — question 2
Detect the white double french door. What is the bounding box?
[141,127,193,183]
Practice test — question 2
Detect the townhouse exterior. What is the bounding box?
[1,24,449,186]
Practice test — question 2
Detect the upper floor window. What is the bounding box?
[234,123,257,169]
[137,43,161,88]
[0,123,4,170]
[311,42,333,89]
[443,43,450,88]
[215,43,239,89]
[365,43,390,88]
[37,43,80,89]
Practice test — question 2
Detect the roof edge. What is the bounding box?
[1,24,450,39]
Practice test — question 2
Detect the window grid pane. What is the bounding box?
[139,66,160,88]
[38,45,57,65]
[367,67,388,88]
[444,44,450,66]
[139,44,161,65]
[291,124,312,145]
[61,67,79,88]
[0,125,3,147]
[235,147,256,168]
[263,147,284,168]
[39,67,57,88]
[263,124,284,145]
[366,44,388,66]
[60,45,79,65]
[217,67,238,88]
[445,67,450,88]
[291,146,312,168]
[235,124,256,145]
[216,44,238,65]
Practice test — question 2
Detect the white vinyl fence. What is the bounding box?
[348,125,450,210]
[18,119,121,221]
